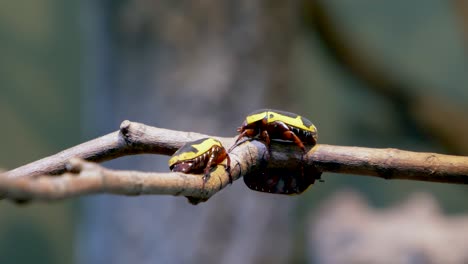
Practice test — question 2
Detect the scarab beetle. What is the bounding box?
[232,109,318,151]
[169,138,231,185]
[231,109,321,195]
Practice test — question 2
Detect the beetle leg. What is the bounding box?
[216,148,232,184]
[235,129,257,143]
[260,117,271,148]
[220,152,232,184]
[271,121,306,152]
[229,129,257,152]
[281,130,307,178]
[260,130,271,149]
[202,151,218,189]
[281,130,306,152]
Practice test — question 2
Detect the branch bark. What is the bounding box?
[0,158,236,202]
[309,145,468,183]
[1,120,468,202]
[4,120,214,179]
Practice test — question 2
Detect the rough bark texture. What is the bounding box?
[311,145,468,184]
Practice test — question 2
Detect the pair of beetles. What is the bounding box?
[168,109,319,195]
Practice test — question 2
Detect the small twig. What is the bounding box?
[4,120,218,179]
[1,120,468,202]
[0,159,237,201]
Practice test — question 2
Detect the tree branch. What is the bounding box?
[4,120,217,179]
[0,159,236,202]
[309,145,468,184]
[1,120,468,202]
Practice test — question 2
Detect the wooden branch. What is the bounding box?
[0,159,238,203]
[309,145,468,184]
[4,120,216,179]
[1,120,468,202]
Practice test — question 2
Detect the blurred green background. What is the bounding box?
[0,1,467,263]
[0,1,79,263]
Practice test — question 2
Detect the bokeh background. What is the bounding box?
[0,1,467,263]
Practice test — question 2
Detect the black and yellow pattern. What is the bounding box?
[233,109,321,194]
[169,137,231,186]
[168,138,222,167]
[245,109,317,133]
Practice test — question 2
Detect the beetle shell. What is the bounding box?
[235,109,318,149]
[169,138,230,177]
[245,109,317,133]
[169,138,222,167]
[234,109,321,195]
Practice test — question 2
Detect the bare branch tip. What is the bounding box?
[66,158,101,174]
[120,120,132,136]
[65,158,84,173]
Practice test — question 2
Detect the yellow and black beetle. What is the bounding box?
[233,109,318,151]
[169,138,231,185]
[232,109,320,195]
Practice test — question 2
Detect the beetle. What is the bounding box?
[231,109,321,195]
[169,138,231,186]
[232,109,318,152]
